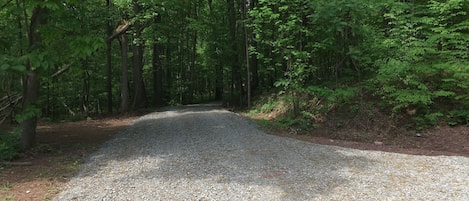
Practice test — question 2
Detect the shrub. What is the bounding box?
[0,128,20,161]
[370,59,469,128]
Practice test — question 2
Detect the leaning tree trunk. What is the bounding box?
[20,7,46,150]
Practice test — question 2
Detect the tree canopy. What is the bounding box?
[1,0,468,152]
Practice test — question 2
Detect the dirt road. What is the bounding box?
[54,104,469,200]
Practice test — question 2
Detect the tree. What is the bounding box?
[152,15,164,106]
[19,6,47,149]
[106,0,114,114]
[131,0,147,109]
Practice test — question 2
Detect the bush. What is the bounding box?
[371,59,469,128]
[447,110,469,126]
[0,128,20,161]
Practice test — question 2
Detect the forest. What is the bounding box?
[1,0,468,158]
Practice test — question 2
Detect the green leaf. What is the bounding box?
[11,65,26,72]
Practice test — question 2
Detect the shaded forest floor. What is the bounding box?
[0,115,139,201]
[1,110,469,200]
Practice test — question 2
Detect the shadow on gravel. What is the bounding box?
[77,104,376,200]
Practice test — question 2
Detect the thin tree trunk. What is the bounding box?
[152,42,163,106]
[82,60,90,117]
[215,64,223,100]
[188,4,198,104]
[242,0,251,108]
[250,0,259,91]
[188,31,197,104]
[106,0,113,114]
[178,37,185,104]
[166,47,172,101]
[119,34,130,112]
[152,15,163,106]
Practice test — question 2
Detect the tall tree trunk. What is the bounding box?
[106,0,113,114]
[166,47,172,102]
[20,6,46,150]
[132,1,147,109]
[250,0,259,92]
[82,60,90,117]
[178,37,185,104]
[187,3,198,104]
[227,0,241,105]
[119,34,130,112]
[209,0,223,101]
[242,0,251,107]
[188,31,197,104]
[152,15,163,106]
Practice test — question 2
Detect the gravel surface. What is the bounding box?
[54,104,469,200]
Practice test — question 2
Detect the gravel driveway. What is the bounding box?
[54,104,469,200]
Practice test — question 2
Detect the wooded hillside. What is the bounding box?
[1,0,468,153]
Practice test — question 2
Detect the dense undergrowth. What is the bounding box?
[0,128,20,161]
[247,83,469,137]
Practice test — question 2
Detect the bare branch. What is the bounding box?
[107,20,131,42]
[51,63,73,78]
[0,93,22,125]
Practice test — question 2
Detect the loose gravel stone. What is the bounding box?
[54,104,469,200]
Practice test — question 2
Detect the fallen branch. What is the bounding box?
[0,93,22,125]
[0,161,33,166]
[51,63,73,78]
[62,101,76,116]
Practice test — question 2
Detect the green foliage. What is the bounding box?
[447,110,469,126]
[307,86,358,108]
[2,0,469,141]
[277,116,310,131]
[369,0,469,128]
[249,96,280,114]
[15,106,42,123]
[0,129,20,161]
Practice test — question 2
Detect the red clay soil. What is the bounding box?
[267,125,469,157]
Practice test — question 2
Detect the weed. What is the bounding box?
[1,195,15,201]
[0,181,15,201]
[2,181,12,189]
[44,188,60,200]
